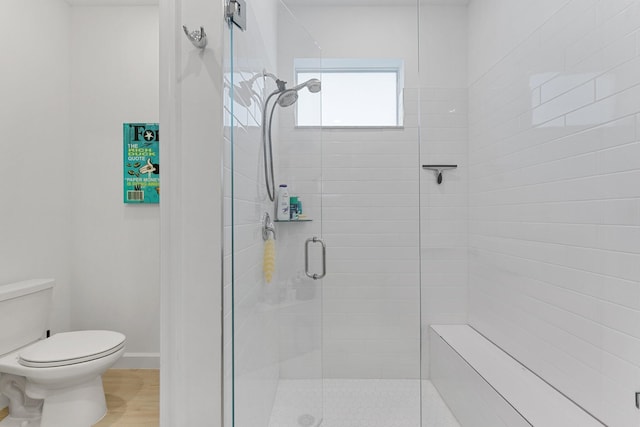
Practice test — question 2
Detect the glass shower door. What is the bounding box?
[264,6,325,424]
[225,2,324,427]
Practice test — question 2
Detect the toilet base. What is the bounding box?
[37,376,107,427]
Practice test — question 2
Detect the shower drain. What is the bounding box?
[297,414,316,427]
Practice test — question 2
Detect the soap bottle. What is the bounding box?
[276,184,290,221]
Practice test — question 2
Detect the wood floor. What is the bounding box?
[0,369,159,426]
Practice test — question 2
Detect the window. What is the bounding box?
[295,58,404,128]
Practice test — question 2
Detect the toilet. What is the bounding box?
[0,279,126,427]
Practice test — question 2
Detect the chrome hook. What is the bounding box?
[183,25,207,49]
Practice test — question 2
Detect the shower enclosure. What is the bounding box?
[223,1,461,426]
[228,3,406,427]
[224,3,326,425]
[223,0,640,426]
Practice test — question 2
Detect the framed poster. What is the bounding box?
[123,123,159,204]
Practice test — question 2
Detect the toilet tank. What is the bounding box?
[0,279,54,356]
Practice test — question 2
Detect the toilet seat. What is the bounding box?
[18,331,126,368]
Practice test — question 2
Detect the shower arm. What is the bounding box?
[262,71,287,91]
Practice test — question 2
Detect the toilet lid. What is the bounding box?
[19,330,126,368]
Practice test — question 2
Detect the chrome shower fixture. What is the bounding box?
[262,77,322,201]
[275,78,322,107]
[293,78,322,93]
[276,90,299,108]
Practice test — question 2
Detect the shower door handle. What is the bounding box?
[305,237,326,280]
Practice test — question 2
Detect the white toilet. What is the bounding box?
[0,279,126,427]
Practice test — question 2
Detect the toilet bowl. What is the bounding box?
[0,279,126,427]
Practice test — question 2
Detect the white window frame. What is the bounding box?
[294,58,405,128]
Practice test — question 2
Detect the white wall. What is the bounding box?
[70,5,160,368]
[289,5,420,88]
[0,0,72,333]
[468,0,640,425]
[160,0,224,424]
[420,4,468,88]
[467,0,570,85]
[419,3,469,379]
[0,1,160,369]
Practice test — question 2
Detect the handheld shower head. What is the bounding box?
[277,90,299,107]
[291,78,322,94]
[303,78,322,93]
[275,78,321,108]
[261,76,322,202]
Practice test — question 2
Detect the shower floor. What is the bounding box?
[268,379,460,427]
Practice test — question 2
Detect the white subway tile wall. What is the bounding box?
[468,1,640,425]
[279,98,422,379]
[279,4,427,381]
[419,3,470,381]
[419,87,470,379]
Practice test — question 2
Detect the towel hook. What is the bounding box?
[183,25,207,49]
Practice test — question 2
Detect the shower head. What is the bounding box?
[261,77,321,202]
[275,78,322,108]
[291,78,322,94]
[277,90,299,107]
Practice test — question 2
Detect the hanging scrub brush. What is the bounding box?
[263,238,275,283]
[262,212,277,284]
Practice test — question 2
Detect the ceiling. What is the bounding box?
[285,0,469,5]
[65,0,468,6]
[65,0,157,5]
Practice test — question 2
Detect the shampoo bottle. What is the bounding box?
[276,184,290,221]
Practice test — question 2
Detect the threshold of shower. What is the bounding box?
[268,379,460,427]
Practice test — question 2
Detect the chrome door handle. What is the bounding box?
[305,237,326,280]
[317,237,326,279]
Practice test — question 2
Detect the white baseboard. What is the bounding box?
[113,352,160,369]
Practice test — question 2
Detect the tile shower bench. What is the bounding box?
[429,325,604,427]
